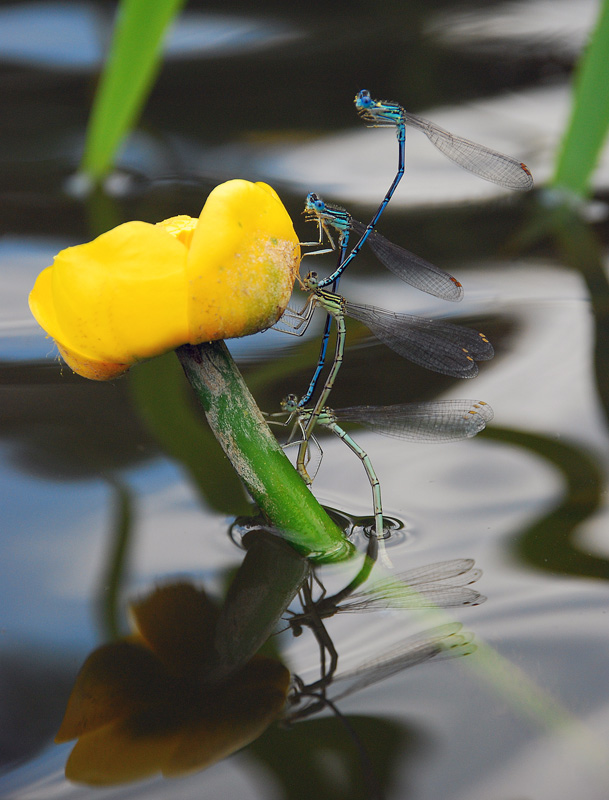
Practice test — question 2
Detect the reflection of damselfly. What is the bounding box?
[283,617,476,798]
[285,621,476,720]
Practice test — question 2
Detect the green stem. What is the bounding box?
[176,342,353,562]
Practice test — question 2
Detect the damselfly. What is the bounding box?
[296,191,463,408]
[279,272,494,382]
[294,89,410,407]
[281,394,389,566]
[296,228,347,408]
[324,89,534,290]
[278,272,494,482]
[355,89,533,192]
[278,395,492,573]
[304,192,464,301]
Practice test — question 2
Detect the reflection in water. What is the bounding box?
[0,3,300,70]
[504,197,609,580]
[96,475,133,640]
[3,0,609,795]
[289,558,485,621]
[56,582,290,785]
[425,0,598,57]
[56,529,483,791]
[486,426,609,580]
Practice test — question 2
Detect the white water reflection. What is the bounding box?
[0,2,300,71]
[163,81,606,205]
[252,83,609,204]
[0,746,268,799]
[347,259,601,443]
[0,238,64,336]
[426,0,599,56]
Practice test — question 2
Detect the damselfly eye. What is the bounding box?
[355,89,373,108]
[281,393,298,411]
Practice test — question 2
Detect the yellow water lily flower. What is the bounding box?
[29,180,300,380]
[55,582,290,785]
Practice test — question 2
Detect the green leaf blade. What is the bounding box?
[552,0,609,197]
[81,0,186,180]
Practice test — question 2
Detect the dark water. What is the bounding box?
[2,1,609,798]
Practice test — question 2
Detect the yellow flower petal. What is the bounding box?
[156,215,198,248]
[55,342,131,380]
[64,718,181,786]
[29,266,62,341]
[187,180,300,342]
[48,221,190,363]
[29,267,132,380]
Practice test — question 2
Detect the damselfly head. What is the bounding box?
[303,193,326,224]
[303,271,319,290]
[305,192,324,212]
[355,90,404,128]
[281,394,299,412]
[305,194,350,235]
[354,89,373,110]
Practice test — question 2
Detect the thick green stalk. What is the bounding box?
[177,342,352,562]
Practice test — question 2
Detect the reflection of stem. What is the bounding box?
[212,531,309,678]
[484,427,609,579]
[97,475,133,640]
[551,209,609,427]
[177,342,352,562]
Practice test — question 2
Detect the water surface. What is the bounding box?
[2,1,609,798]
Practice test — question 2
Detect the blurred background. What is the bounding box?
[2,0,609,798]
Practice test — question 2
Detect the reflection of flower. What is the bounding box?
[55,583,290,786]
[29,180,300,380]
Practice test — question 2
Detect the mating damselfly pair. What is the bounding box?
[260,90,531,776]
[270,88,532,565]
